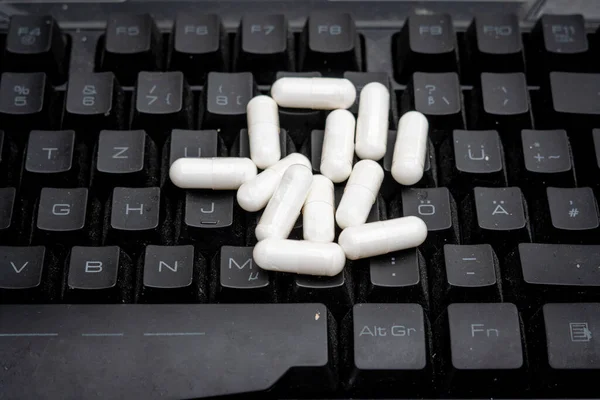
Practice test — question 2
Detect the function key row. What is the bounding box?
[3,13,599,85]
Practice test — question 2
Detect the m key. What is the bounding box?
[140,245,207,303]
[213,246,273,303]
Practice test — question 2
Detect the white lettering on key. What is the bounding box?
[85,261,103,273]
[112,147,129,159]
[52,204,71,216]
[10,261,28,274]
[42,148,58,160]
[159,261,178,272]
[471,323,499,337]
[229,258,252,270]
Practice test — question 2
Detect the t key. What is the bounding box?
[101,13,162,84]
[170,14,228,84]
[35,188,93,244]
[133,72,193,141]
[4,15,67,83]
[201,72,256,146]
[0,72,51,135]
[395,14,458,82]
[300,13,360,72]
[234,14,292,83]
[65,72,125,133]
[404,72,464,129]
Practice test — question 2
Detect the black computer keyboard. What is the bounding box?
[0,1,600,399]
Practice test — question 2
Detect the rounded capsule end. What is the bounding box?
[169,158,190,189]
[355,143,387,161]
[327,244,347,276]
[391,159,424,186]
[339,79,357,109]
[403,216,429,246]
[338,227,361,260]
[320,159,352,183]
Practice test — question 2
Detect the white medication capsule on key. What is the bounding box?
[338,216,428,260]
[247,95,281,169]
[355,82,390,161]
[270,77,356,110]
[391,111,429,186]
[254,239,346,276]
[303,175,335,243]
[255,164,313,241]
[237,153,311,212]
[169,157,257,190]
[320,109,356,183]
[336,160,384,229]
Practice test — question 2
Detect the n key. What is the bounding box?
[0,72,51,135]
[4,15,67,83]
[234,14,292,83]
[141,245,206,303]
[214,246,273,303]
[0,246,58,303]
[24,130,81,189]
[100,14,162,84]
[132,72,193,141]
[201,72,256,145]
[66,246,133,303]
[395,14,458,82]
[64,72,125,133]
[169,14,228,84]
[300,13,360,72]
[95,130,158,190]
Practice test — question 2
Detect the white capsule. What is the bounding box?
[237,153,312,212]
[270,77,356,110]
[254,239,346,276]
[320,109,356,183]
[391,111,429,186]
[247,95,281,169]
[169,157,257,190]
[303,175,335,243]
[355,82,390,161]
[255,164,313,241]
[338,216,428,260]
[336,160,384,229]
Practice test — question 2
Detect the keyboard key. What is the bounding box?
[132,72,193,141]
[0,188,18,244]
[401,187,459,252]
[0,131,20,186]
[506,244,600,305]
[64,72,125,133]
[513,129,575,187]
[234,14,292,83]
[101,13,162,84]
[213,246,273,303]
[466,14,524,74]
[181,191,242,251]
[107,187,163,250]
[0,246,59,303]
[4,15,67,83]
[140,245,206,303]
[66,246,133,303]
[24,130,81,189]
[535,303,600,395]
[292,270,353,320]
[532,15,590,76]
[201,72,256,145]
[94,130,159,189]
[167,129,221,166]
[465,187,530,252]
[547,72,600,128]
[35,188,95,244]
[394,14,458,82]
[382,131,436,195]
[474,73,531,129]
[362,249,428,305]
[343,71,392,115]
[0,72,51,134]
[403,72,464,129]
[440,130,506,193]
[439,244,501,307]
[299,13,361,72]
[275,71,324,146]
[346,303,430,395]
[0,303,335,398]
[231,128,293,159]
[441,303,525,395]
[169,14,228,84]
[534,187,599,243]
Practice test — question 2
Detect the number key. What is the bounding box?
[0,72,51,135]
[65,72,125,133]
[201,72,256,145]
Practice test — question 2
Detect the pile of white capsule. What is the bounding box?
[170,77,429,277]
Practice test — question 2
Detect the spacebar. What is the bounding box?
[0,304,332,400]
